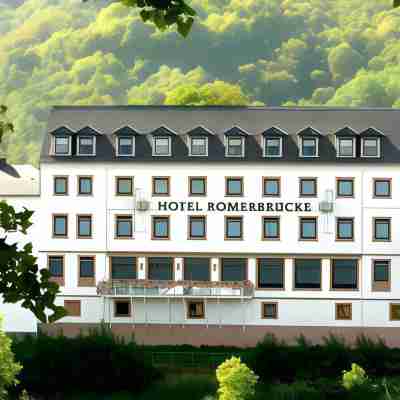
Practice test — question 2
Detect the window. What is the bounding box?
[336,303,352,320]
[264,138,282,157]
[115,215,133,238]
[374,179,391,198]
[189,137,208,156]
[183,258,210,281]
[54,136,70,155]
[337,178,354,198]
[331,259,358,290]
[64,300,81,317]
[48,256,64,285]
[301,137,318,157]
[372,260,390,291]
[362,138,380,157]
[261,302,278,319]
[153,136,171,156]
[225,216,243,240]
[54,176,68,195]
[188,216,206,239]
[152,216,170,239]
[225,177,243,196]
[263,177,280,197]
[226,137,244,157]
[187,301,205,319]
[111,256,136,279]
[77,215,92,238]
[152,177,170,196]
[337,138,354,157]
[78,176,93,195]
[390,304,400,321]
[53,215,68,238]
[116,177,133,196]
[262,217,280,240]
[78,256,95,286]
[336,218,354,241]
[221,258,246,281]
[117,137,134,156]
[189,177,206,196]
[373,218,391,241]
[294,259,321,289]
[299,217,317,240]
[148,257,173,280]
[114,300,131,317]
[77,136,95,155]
[257,258,284,289]
[299,178,317,197]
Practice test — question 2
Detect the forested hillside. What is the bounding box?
[0,0,399,164]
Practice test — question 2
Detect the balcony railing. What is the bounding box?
[97,279,254,298]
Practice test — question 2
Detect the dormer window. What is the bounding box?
[362,138,380,157]
[77,136,95,156]
[153,136,171,156]
[224,127,247,158]
[117,137,134,156]
[189,137,208,156]
[264,138,282,157]
[337,138,355,157]
[302,137,318,157]
[54,136,70,155]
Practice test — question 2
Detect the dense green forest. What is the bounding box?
[0,0,399,165]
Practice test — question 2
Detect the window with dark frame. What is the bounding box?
[221,258,246,281]
[263,178,280,197]
[54,176,68,195]
[111,256,136,279]
[331,259,358,290]
[190,137,207,156]
[79,256,95,278]
[189,177,206,196]
[64,300,81,317]
[336,218,354,240]
[374,218,391,241]
[373,260,390,291]
[78,176,93,195]
[152,216,169,239]
[153,136,171,156]
[337,179,354,197]
[336,303,352,320]
[183,258,210,281]
[77,215,92,238]
[115,215,133,238]
[116,177,133,196]
[299,178,317,197]
[262,217,280,240]
[54,136,69,155]
[226,137,244,157]
[152,177,170,196]
[187,301,205,319]
[114,300,130,317]
[374,179,391,198]
[117,137,133,156]
[294,259,321,289]
[225,216,243,240]
[390,304,400,321]
[257,258,284,289]
[262,302,278,319]
[78,136,94,155]
[300,217,317,240]
[226,177,243,196]
[301,137,317,157]
[48,256,63,277]
[53,215,68,237]
[148,257,173,280]
[188,216,206,239]
[264,138,282,157]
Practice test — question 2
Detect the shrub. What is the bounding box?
[216,356,258,400]
[342,363,368,390]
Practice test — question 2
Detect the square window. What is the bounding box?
[115,215,133,238]
[53,215,68,237]
[263,178,280,197]
[189,177,206,196]
[299,178,317,197]
[336,303,352,320]
[374,218,391,241]
[225,216,243,240]
[184,258,210,281]
[114,300,131,317]
[336,218,354,240]
[189,216,206,239]
[153,137,171,156]
[152,177,170,196]
[64,300,81,317]
[262,302,278,319]
[226,177,243,196]
[78,177,93,195]
[263,217,280,240]
[258,258,284,289]
[48,256,64,277]
[116,177,133,196]
[187,301,205,319]
[78,136,94,155]
[302,138,317,157]
[300,217,317,240]
[79,256,95,278]
[226,137,244,157]
[390,304,400,321]
[77,215,92,238]
[331,259,358,289]
[337,179,354,197]
[111,256,136,279]
[152,216,169,239]
[54,137,69,155]
[190,137,207,156]
[221,258,246,281]
[118,137,134,156]
[338,138,354,157]
[148,257,173,280]
[294,259,321,289]
[264,138,282,157]
[362,138,379,157]
[54,177,68,195]
[374,179,391,198]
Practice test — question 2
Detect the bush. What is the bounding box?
[342,363,368,390]
[11,325,161,397]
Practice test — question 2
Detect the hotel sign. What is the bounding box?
[158,201,312,212]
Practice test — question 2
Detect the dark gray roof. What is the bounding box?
[41,106,400,163]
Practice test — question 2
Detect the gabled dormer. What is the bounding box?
[113,126,138,157]
[261,126,287,158]
[334,127,357,158]
[151,126,176,157]
[186,126,213,157]
[76,126,100,156]
[50,126,75,156]
[360,127,383,158]
[297,127,322,158]
[224,126,248,158]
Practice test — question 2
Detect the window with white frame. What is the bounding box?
[77,136,95,156]
[362,138,380,157]
[337,138,355,157]
[54,136,70,155]
[264,137,282,157]
[300,137,318,157]
[189,137,208,156]
[226,136,244,157]
[117,136,134,156]
[153,136,171,156]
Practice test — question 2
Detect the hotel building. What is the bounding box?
[2,106,400,346]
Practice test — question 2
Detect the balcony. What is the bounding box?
[97,279,254,299]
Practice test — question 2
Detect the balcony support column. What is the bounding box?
[205,297,208,328]
[131,296,134,328]
[168,297,171,327]
[218,296,221,328]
